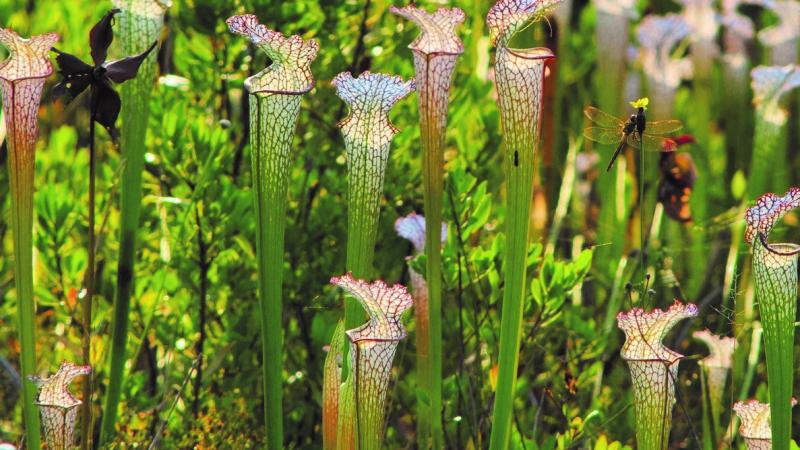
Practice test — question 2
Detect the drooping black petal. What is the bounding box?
[91,79,121,138]
[89,9,120,66]
[105,41,158,84]
[52,48,93,100]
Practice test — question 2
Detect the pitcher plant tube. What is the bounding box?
[617,301,698,450]
[334,71,414,294]
[227,13,318,449]
[389,7,463,445]
[692,329,735,444]
[394,211,447,443]
[486,0,559,447]
[331,274,412,450]
[51,9,157,445]
[744,187,800,450]
[28,362,91,450]
[323,71,413,450]
[747,65,800,198]
[733,399,798,450]
[0,27,59,450]
[101,1,168,447]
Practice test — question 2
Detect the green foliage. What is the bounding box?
[0,0,797,448]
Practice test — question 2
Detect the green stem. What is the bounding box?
[100,3,166,444]
[81,116,96,450]
[752,240,798,450]
[489,46,552,450]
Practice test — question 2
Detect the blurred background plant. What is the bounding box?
[0,0,799,448]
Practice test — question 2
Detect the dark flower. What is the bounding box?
[52,9,157,138]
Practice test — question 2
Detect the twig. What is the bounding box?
[148,357,201,450]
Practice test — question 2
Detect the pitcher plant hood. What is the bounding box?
[749,65,800,125]
[734,399,798,449]
[618,301,699,363]
[28,362,92,450]
[487,0,563,46]
[391,5,465,56]
[331,274,413,449]
[226,14,318,95]
[745,187,800,245]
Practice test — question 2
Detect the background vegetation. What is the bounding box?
[0,0,798,448]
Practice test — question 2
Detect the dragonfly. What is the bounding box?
[583,100,683,172]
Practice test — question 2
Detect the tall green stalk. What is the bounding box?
[617,302,698,450]
[331,274,413,450]
[745,187,800,450]
[593,0,633,278]
[486,1,558,447]
[0,29,60,450]
[326,71,413,450]
[100,1,168,444]
[390,6,463,447]
[227,14,318,449]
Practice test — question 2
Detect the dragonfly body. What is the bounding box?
[583,106,681,172]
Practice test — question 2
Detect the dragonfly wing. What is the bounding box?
[626,133,672,151]
[584,106,624,128]
[645,119,683,134]
[584,127,624,145]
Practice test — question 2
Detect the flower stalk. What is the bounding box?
[0,28,59,450]
[394,212,447,444]
[226,14,319,448]
[389,6,463,446]
[486,1,558,447]
[331,274,413,450]
[28,362,91,450]
[617,301,698,450]
[744,187,800,450]
[101,1,168,445]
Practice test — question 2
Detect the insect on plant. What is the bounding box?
[584,98,683,171]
